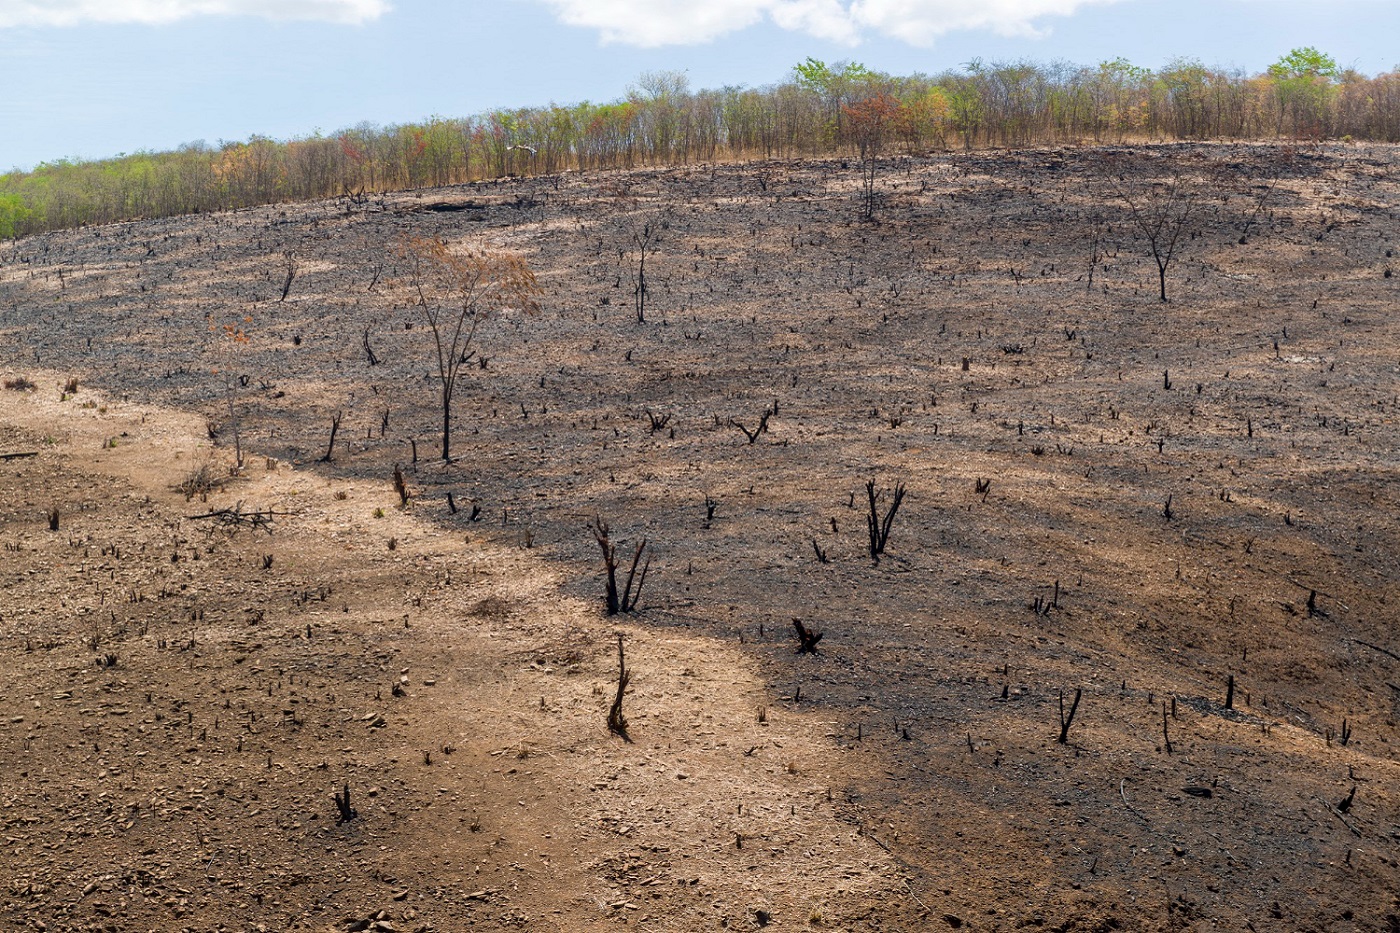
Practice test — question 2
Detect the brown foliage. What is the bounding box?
[393,236,541,461]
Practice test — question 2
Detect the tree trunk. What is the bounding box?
[441,385,453,462]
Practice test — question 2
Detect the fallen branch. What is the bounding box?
[1352,639,1400,663]
[0,451,39,461]
[858,825,929,913]
[1317,796,1361,837]
[187,500,291,533]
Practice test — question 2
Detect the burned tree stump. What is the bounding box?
[320,411,343,463]
[592,517,648,615]
[865,478,907,561]
[334,783,358,823]
[793,618,824,654]
[607,633,632,742]
[1057,688,1083,744]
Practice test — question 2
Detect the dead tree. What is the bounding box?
[320,411,343,463]
[607,634,632,742]
[1057,688,1083,744]
[592,517,649,615]
[278,250,297,302]
[865,478,907,561]
[1100,155,1202,302]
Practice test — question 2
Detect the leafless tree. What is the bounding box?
[627,213,667,323]
[394,236,541,462]
[1100,155,1205,302]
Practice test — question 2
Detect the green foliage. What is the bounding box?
[0,192,31,238]
[793,57,877,95]
[1,52,1397,238]
[1268,47,1339,82]
[1267,47,1341,136]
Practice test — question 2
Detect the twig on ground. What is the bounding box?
[1120,778,1148,822]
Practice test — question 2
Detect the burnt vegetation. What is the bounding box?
[2,141,1400,931]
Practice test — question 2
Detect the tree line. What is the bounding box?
[1,48,1395,238]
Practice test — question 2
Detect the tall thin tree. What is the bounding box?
[395,236,541,462]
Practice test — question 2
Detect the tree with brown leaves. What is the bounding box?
[843,92,902,221]
[395,236,541,462]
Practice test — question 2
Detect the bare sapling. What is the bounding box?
[1058,688,1083,744]
[208,312,252,470]
[607,634,632,742]
[592,516,649,615]
[865,478,907,561]
[394,236,541,462]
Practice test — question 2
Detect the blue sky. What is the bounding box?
[1,0,1396,172]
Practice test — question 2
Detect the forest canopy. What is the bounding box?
[2,49,1395,238]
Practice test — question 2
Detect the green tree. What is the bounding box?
[1158,58,1212,138]
[794,57,879,145]
[794,57,875,95]
[1268,47,1339,137]
[0,192,33,239]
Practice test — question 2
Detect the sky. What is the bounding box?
[0,0,1397,172]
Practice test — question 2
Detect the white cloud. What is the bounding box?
[0,0,390,28]
[537,0,765,47]
[534,0,1119,46]
[768,0,860,44]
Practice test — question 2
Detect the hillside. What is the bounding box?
[3,143,1400,931]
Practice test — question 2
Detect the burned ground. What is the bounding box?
[3,143,1400,931]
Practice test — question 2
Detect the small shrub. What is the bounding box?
[178,463,220,501]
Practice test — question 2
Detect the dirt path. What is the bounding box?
[0,375,910,932]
